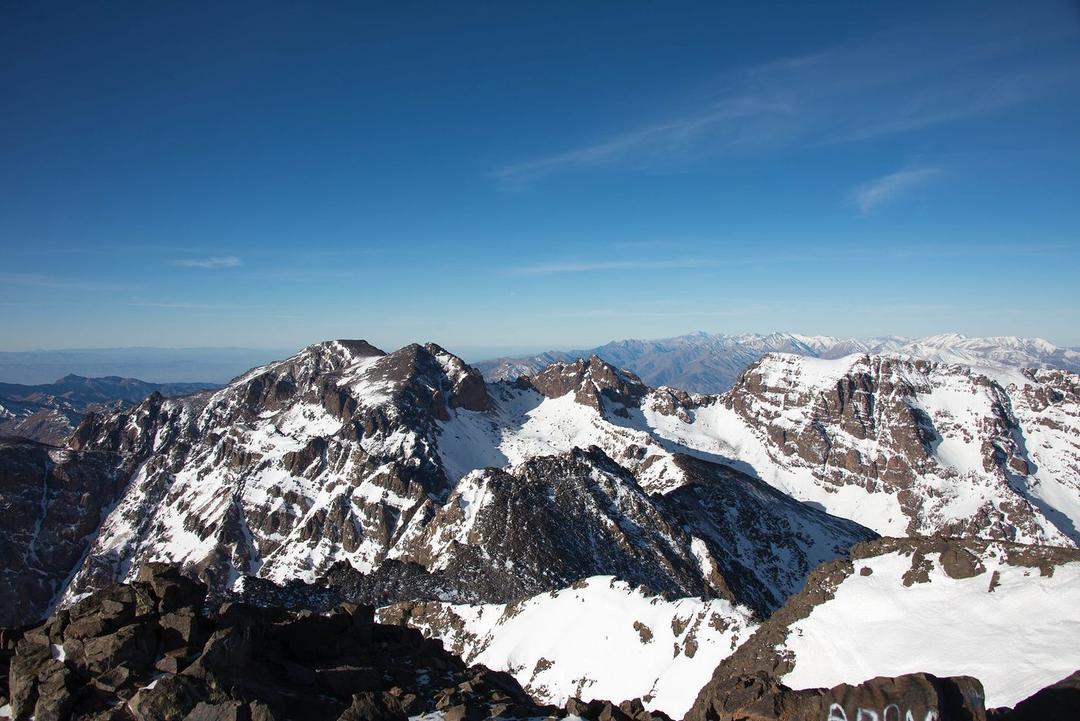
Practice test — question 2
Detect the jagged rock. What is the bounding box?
[684,671,986,721]
[0,437,124,626]
[518,355,648,417]
[9,640,55,720]
[564,697,672,721]
[183,701,250,721]
[0,566,549,721]
[127,674,204,721]
[136,563,208,613]
[336,692,406,721]
[566,698,607,718]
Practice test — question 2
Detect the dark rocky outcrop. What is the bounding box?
[0,564,554,721]
[0,437,125,626]
[684,671,987,721]
[566,696,673,721]
[395,446,716,603]
[662,455,876,617]
[517,355,647,418]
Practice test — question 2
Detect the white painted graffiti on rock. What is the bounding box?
[828,702,940,721]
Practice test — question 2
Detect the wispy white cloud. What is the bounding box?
[494,9,1079,185]
[607,240,681,250]
[851,167,942,214]
[494,96,792,185]
[504,239,1071,276]
[130,301,246,310]
[507,258,719,274]
[129,301,295,321]
[0,273,134,292]
[172,256,242,269]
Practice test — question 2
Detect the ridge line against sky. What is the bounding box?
[2,1,1079,350]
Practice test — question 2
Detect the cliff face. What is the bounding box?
[0,437,124,626]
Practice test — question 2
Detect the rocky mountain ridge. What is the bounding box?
[44,338,874,623]
[3,338,1077,627]
[0,563,562,721]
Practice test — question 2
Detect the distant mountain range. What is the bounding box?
[0,346,291,385]
[475,332,1080,392]
[0,374,219,443]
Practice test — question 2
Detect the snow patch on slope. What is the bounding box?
[781,549,1080,708]
[389,577,758,718]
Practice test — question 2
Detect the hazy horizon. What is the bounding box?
[2,328,1078,386]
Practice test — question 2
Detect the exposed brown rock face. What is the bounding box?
[0,564,552,721]
[662,455,876,616]
[716,354,1080,545]
[684,671,987,721]
[395,445,716,601]
[518,355,647,418]
[565,697,673,721]
[0,437,124,626]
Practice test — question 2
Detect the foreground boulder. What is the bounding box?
[0,563,554,721]
[684,671,986,721]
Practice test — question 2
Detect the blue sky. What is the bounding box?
[3,1,1080,356]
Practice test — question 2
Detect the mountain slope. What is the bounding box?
[642,353,1080,547]
[389,447,718,603]
[63,340,482,596]
[0,437,124,626]
[685,537,1080,714]
[381,576,760,717]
